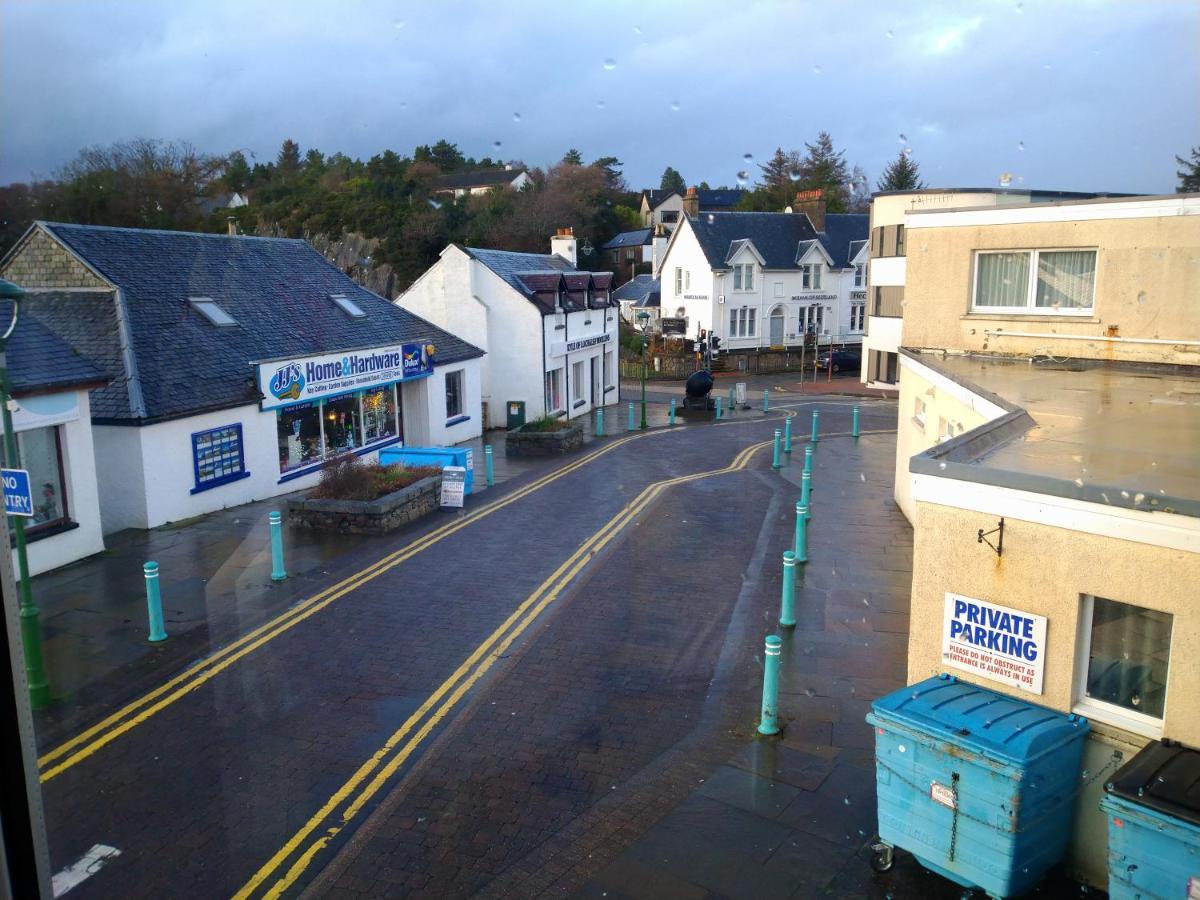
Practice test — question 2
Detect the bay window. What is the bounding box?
[973,249,1097,313]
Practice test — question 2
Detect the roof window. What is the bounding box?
[188,296,236,327]
[330,293,366,318]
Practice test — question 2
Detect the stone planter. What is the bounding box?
[287,474,442,535]
[505,420,584,457]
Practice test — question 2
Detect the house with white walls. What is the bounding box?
[0,222,484,534]
[396,228,620,430]
[639,187,746,231]
[655,194,868,354]
[435,167,532,199]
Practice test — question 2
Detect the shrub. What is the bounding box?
[520,415,572,433]
[311,454,441,501]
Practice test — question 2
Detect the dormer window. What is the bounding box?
[733,263,754,291]
[799,263,823,290]
[854,263,866,288]
[330,293,366,318]
[188,296,236,326]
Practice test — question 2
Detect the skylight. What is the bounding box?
[188,297,236,327]
[330,293,366,318]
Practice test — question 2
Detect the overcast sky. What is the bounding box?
[2,0,1196,194]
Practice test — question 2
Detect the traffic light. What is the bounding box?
[710,335,721,353]
[698,341,707,356]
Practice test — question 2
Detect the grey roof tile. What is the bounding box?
[0,300,108,396]
[601,229,651,250]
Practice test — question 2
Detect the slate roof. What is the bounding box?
[0,301,107,396]
[463,247,617,315]
[436,168,527,191]
[601,229,652,250]
[815,214,870,269]
[687,212,820,270]
[17,291,135,419]
[611,275,660,308]
[31,223,483,424]
[642,189,746,211]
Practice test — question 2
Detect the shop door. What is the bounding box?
[590,356,599,405]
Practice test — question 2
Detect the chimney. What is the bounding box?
[651,223,669,278]
[682,186,699,219]
[793,190,826,232]
[226,216,238,237]
[551,227,577,266]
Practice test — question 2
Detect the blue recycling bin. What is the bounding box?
[866,674,1090,897]
[378,446,475,495]
[1101,739,1200,900]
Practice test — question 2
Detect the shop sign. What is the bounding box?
[850,291,867,300]
[941,593,1046,694]
[257,342,434,410]
[661,318,686,335]
[682,293,709,300]
[550,332,611,358]
[440,466,466,508]
[791,293,839,302]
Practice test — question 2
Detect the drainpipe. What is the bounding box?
[983,329,1200,347]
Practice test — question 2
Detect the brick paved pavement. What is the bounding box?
[36,398,900,899]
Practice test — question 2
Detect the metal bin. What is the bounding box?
[1100,738,1200,900]
[866,673,1090,897]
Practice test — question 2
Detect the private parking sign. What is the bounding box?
[2,468,34,517]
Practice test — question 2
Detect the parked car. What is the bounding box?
[814,348,862,375]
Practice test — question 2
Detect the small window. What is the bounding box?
[746,307,756,336]
[189,297,236,326]
[572,360,585,403]
[733,266,742,291]
[854,263,866,288]
[330,293,366,318]
[744,264,754,290]
[445,369,464,419]
[192,424,248,492]
[544,368,563,413]
[773,281,784,298]
[603,351,612,388]
[1076,595,1173,735]
[674,267,683,296]
[799,263,822,290]
[913,396,926,428]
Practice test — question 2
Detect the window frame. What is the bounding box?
[1072,594,1172,739]
[674,267,683,296]
[571,360,585,405]
[276,384,402,480]
[191,423,250,494]
[445,368,465,421]
[971,248,1097,316]
[544,368,564,415]
[854,263,866,288]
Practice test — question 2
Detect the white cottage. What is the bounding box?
[397,229,620,430]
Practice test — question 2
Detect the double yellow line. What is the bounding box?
[234,438,771,900]
[38,429,655,783]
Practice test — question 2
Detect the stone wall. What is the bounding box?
[287,474,442,534]
[505,421,584,457]
[1,228,110,290]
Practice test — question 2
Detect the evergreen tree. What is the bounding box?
[659,166,686,193]
[276,139,301,176]
[591,156,625,191]
[757,147,802,209]
[562,148,584,166]
[794,132,850,212]
[1177,146,1200,193]
[223,151,251,193]
[877,150,925,192]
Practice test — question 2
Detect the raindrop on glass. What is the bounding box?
[898,133,908,143]
[1018,141,1026,151]
[859,473,866,482]
[670,100,680,112]
[999,172,1013,187]
[493,140,502,150]
[633,25,642,35]
[512,112,521,123]
[938,461,947,470]
[886,29,894,39]
[393,19,405,29]
[603,57,617,71]
[427,199,442,210]
[1044,63,1053,71]
[736,170,750,186]
[843,797,851,805]
[898,744,906,753]
[743,152,754,162]
[804,687,816,697]
[1015,1,1023,11]
[1131,694,1141,707]
[902,146,913,157]
[812,64,822,74]
[1081,770,1090,779]
[1073,478,1084,487]
[1134,492,1145,505]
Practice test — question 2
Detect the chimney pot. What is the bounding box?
[227,216,238,237]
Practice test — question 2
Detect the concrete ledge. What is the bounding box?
[287,474,442,534]
[505,421,584,457]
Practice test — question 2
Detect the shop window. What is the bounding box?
[323,394,361,457]
[445,369,464,420]
[4,426,70,532]
[278,402,322,472]
[572,360,585,405]
[603,350,612,389]
[362,385,398,443]
[544,368,563,414]
[1076,595,1173,735]
[190,424,249,494]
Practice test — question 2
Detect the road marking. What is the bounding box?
[39,415,792,782]
[51,844,121,897]
[234,439,770,900]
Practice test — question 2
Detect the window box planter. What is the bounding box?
[505,420,584,457]
[287,473,442,535]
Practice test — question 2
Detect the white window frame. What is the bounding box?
[854,263,866,288]
[746,307,756,337]
[545,368,564,414]
[572,360,585,403]
[1072,594,1170,739]
[744,264,754,291]
[912,396,926,428]
[773,281,784,298]
[445,369,464,420]
[971,248,1097,315]
[674,267,683,296]
[850,301,865,332]
[799,263,822,291]
[602,350,612,388]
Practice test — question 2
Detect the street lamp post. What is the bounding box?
[636,311,650,429]
[0,278,49,709]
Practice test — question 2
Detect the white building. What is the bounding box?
[434,167,532,199]
[0,222,484,535]
[397,229,620,430]
[655,198,868,353]
[639,187,746,231]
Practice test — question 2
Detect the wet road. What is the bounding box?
[39,399,896,899]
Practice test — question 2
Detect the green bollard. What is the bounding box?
[772,429,782,469]
[852,406,860,440]
[669,397,676,426]
[144,561,167,642]
[780,551,797,628]
[800,470,812,522]
[758,635,783,736]
[728,384,735,411]
[716,395,723,420]
[484,445,495,487]
[269,512,287,582]
[763,388,770,413]
[794,503,809,562]
[784,417,792,454]
[628,402,635,431]
[811,409,820,443]
[595,408,604,437]
[803,444,813,474]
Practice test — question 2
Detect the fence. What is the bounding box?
[619,353,700,380]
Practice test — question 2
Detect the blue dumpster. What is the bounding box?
[378,446,475,495]
[866,674,1090,897]
[1101,739,1200,900]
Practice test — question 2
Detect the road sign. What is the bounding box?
[440,466,466,508]
[2,467,34,517]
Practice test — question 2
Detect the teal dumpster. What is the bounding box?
[378,446,475,495]
[867,674,1089,896]
[1101,739,1200,900]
